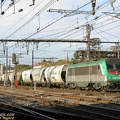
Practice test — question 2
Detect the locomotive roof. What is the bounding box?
[68,58,120,68]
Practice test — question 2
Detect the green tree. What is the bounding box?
[54,59,68,65]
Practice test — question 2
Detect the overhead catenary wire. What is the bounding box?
[0,0,117,40]
[6,1,91,39]
[0,0,22,17]
[0,0,45,37]
[1,0,109,40]
[6,0,57,39]
[0,0,120,65]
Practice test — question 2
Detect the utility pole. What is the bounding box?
[67,53,69,62]
[64,50,78,62]
[15,63,17,88]
[117,41,120,58]
[4,47,8,87]
[86,24,92,87]
[86,24,91,60]
[32,50,34,68]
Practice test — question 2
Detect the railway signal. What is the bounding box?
[12,53,17,64]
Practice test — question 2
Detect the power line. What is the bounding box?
[0,0,45,37]
[6,0,57,39]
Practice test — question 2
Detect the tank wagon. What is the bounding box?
[44,66,53,85]
[9,71,22,84]
[66,58,120,91]
[0,74,5,83]
[1,74,9,82]
[31,68,42,84]
[49,65,67,87]
[9,72,14,84]
[22,69,33,85]
[44,66,56,87]
[31,67,46,86]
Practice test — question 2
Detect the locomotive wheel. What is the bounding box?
[69,83,75,90]
[93,83,102,91]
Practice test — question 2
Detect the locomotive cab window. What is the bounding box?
[106,62,114,70]
[115,62,120,70]
[107,61,120,71]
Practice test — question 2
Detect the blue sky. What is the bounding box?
[0,0,120,66]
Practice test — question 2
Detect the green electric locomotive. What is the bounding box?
[66,58,120,91]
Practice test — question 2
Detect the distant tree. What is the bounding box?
[73,50,82,62]
[54,59,68,65]
[17,64,32,71]
[70,58,78,64]
[43,59,46,62]
[35,61,52,67]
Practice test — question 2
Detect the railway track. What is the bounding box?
[0,100,89,120]
[0,86,120,119]
[51,105,120,120]
[0,101,55,120]
[0,87,119,106]
[0,99,120,120]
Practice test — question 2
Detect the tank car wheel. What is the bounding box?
[75,86,80,90]
[70,83,76,89]
[97,88,102,92]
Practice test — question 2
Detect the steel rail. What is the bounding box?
[0,101,55,120]
[55,105,120,120]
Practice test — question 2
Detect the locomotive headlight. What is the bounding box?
[115,71,118,74]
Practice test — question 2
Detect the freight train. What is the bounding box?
[0,58,120,91]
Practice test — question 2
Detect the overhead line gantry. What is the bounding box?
[0,39,119,44]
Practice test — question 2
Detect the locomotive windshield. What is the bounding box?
[106,61,120,71]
